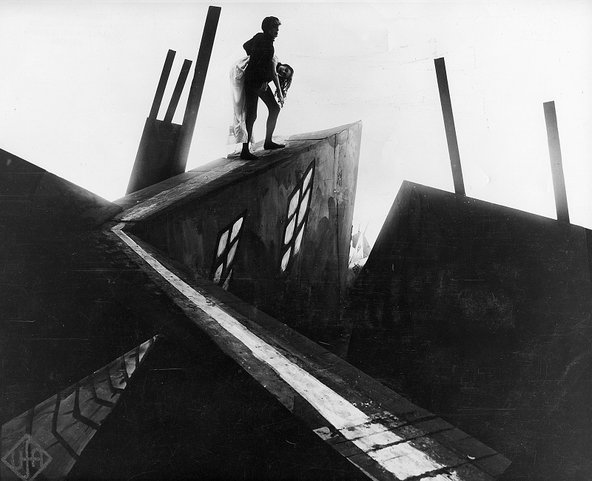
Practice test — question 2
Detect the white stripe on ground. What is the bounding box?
[112,224,463,481]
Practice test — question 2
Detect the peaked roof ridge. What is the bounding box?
[115,122,362,224]
[0,147,122,232]
[398,180,584,228]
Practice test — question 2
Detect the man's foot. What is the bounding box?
[264,141,285,150]
[240,150,258,160]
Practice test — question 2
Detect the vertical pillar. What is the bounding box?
[173,5,222,173]
[126,49,181,194]
[544,101,569,223]
[149,49,176,119]
[164,59,193,123]
[434,57,466,196]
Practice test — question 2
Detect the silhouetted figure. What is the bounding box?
[230,59,294,151]
[241,16,285,160]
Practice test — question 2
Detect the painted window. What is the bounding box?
[281,161,315,272]
[212,212,246,289]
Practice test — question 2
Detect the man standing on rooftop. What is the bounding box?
[241,16,285,160]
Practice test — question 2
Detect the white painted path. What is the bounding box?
[112,223,471,481]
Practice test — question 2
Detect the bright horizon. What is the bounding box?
[1,0,591,246]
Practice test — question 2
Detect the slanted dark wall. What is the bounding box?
[126,119,183,194]
[0,148,121,234]
[130,123,361,349]
[346,181,592,480]
[0,149,177,434]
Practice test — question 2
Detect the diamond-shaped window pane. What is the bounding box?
[284,216,296,245]
[298,190,310,227]
[288,190,300,219]
[217,231,229,258]
[302,183,311,200]
[294,226,305,255]
[213,263,224,283]
[231,217,243,242]
[222,270,232,290]
[303,168,313,191]
[281,247,292,272]
[227,241,238,265]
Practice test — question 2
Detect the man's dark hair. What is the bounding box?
[261,16,281,33]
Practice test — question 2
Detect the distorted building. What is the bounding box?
[0,11,515,480]
[346,181,592,480]
[0,132,507,480]
[118,123,361,353]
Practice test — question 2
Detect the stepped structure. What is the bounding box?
[1,337,158,480]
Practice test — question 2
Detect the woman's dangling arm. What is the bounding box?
[271,57,284,105]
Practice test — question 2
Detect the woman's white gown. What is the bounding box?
[229,56,250,145]
[229,55,280,146]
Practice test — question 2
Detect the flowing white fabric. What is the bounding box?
[228,56,250,144]
[228,55,281,145]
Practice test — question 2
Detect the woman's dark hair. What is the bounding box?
[276,63,294,100]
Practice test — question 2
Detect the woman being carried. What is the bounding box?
[229,57,293,150]
[229,16,294,160]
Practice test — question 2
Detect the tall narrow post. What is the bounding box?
[544,101,569,223]
[173,5,221,173]
[434,57,466,196]
[164,59,193,123]
[149,49,176,119]
[127,50,181,194]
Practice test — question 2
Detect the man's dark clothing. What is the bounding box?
[243,32,275,85]
[243,83,280,145]
[242,31,280,145]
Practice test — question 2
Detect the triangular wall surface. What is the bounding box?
[347,181,592,480]
[119,122,362,346]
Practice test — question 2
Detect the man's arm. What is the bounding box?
[243,37,254,55]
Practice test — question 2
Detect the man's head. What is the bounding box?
[262,16,281,38]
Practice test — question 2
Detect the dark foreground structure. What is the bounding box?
[347,181,592,480]
[0,127,508,480]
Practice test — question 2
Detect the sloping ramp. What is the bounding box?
[112,222,510,480]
